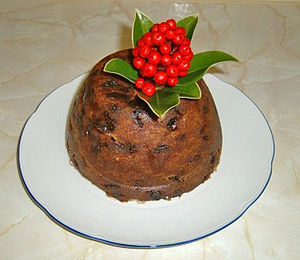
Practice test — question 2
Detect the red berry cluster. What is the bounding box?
[132,19,193,96]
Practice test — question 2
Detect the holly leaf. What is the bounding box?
[177,69,206,86]
[189,51,239,73]
[178,51,238,85]
[138,90,180,118]
[177,15,198,40]
[161,82,201,99]
[103,58,138,83]
[132,9,154,47]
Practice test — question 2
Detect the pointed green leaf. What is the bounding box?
[177,15,198,40]
[132,9,154,47]
[103,58,138,83]
[189,51,239,73]
[161,82,201,99]
[177,69,206,86]
[138,90,180,118]
[178,51,238,85]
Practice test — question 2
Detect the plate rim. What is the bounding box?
[17,73,275,248]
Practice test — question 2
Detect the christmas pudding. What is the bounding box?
[66,10,237,201]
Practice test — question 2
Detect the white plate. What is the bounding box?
[18,73,274,248]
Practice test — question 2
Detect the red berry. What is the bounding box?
[142,82,156,96]
[137,38,145,47]
[179,45,192,56]
[178,59,190,71]
[185,52,194,61]
[148,50,161,65]
[178,70,188,77]
[142,62,157,77]
[154,71,168,85]
[151,24,159,32]
[172,52,183,65]
[133,57,145,69]
[159,43,171,54]
[161,54,172,66]
[182,37,191,46]
[139,69,146,78]
[166,64,179,77]
[175,27,186,35]
[166,19,176,29]
[143,32,153,46]
[173,34,184,45]
[152,32,165,46]
[139,45,151,58]
[132,47,139,57]
[159,22,170,33]
[167,77,178,86]
[165,29,175,40]
[135,78,145,89]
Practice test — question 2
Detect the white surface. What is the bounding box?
[18,73,274,248]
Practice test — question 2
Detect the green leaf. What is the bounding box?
[103,58,138,83]
[132,9,154,47]
[178,51,238,85]
[177,69,206,86]
[177,15,198,40]
[138,90,180,118]
[189,51,239,73]
[161,82,201,99]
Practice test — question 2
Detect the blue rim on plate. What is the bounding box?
[17,74,275,248]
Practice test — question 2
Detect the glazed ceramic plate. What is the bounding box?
[18,73,274,248]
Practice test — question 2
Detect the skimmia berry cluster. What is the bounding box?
[132,19,193,96]
[104,10,238,117]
